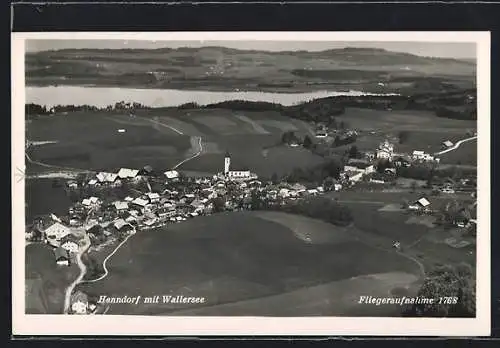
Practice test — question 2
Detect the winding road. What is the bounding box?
[59,117,205,313]
[81,232,135,284]
[63,234,91,314]
[434,136,477,156]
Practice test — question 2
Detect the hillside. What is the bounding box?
[25,46,476,93]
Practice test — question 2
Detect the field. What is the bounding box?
[25,178,72,223]
[27,108,323,177]
[25,243,79,314]
[437,139,477,166]
[327,190,476,270]
[27,112,192,172]
[79,211,420,316]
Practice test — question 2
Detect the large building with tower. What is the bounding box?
[222,152,257,180]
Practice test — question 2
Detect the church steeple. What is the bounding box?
[224,151,231,174]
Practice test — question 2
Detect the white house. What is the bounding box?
[54,247,70,266]
[117,168,140,179]
[164,170,179,179]
[408,197,431,210]
[442,140,454,148]
[113,201,129,211]
[71,292,89,315]
[132,197,149,208]
[60,236,80,253]
[44,222,71,241]
[376,140,394,160]
[146,192,160,203]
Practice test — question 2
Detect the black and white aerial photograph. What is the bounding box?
[17,33,486,326]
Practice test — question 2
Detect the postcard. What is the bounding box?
[12,31,490,336]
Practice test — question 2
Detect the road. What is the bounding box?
[172,136,204,170]
[63,234,91,314]
[81,231,135,284]
[434,136,477,156]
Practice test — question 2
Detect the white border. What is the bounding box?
[12,32,491,336]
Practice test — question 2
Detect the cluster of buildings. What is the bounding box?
[28,152,343,269]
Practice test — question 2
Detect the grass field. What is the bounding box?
[27,108,322,176]
[326,190,476,270]
[25,179,72,223]
[25,243,79,314]
[79,211,419,316]
[437,138,477,165]
[27,112,192,171]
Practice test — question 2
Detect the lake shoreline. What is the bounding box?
[25,85,400,109]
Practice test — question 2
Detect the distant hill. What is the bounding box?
[25,46,476,92]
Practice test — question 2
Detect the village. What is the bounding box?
[25,127,477,315]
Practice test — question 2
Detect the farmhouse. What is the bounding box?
[442,140,454,148]
[71,291,89,315]
[113,201,129,211]
[96,172,119,184]
[412,151,436,162]
[60,234,80,253]
[408,197,431,211]
[44,222,71,242]
[117,168,140,179]
[146,192,160,203]
[54,247,70,266]
[164,170,179,179]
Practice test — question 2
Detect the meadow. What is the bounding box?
[25,243,79,314]
[79,211,419,316]
[27,108,324,177]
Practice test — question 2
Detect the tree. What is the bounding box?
[402,263,475,317]
[398,130,410,144]
[211,197,226,213]
[410,180,418,192]
[303,135,313,149]
[348,145,360,159]
[270,172,279,184]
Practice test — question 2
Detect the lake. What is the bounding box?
[26,86,399,108]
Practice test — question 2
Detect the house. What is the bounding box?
[141,165,154,175]
[412,150,425,160]
[394,157,411,167]
[67,181,78,189]
[124,196,134,202]
[117,168,140,179]
[88,179,98,186]
[442,140,454,148]
[54,247,70,266]
[376,140,394,160]
[412,151,435,162]
[60,234,80,253]
[96,172,119,184]
[71,291,89,315]
[44,222,71,242]
[113,201,129,211]
[369,179,385,184]
[334,183,343,191]
[164,170,179,179]
[146,192,160,203]
[408,197,431,210]
[131,197,149,209]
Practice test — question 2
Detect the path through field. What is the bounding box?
[434,136,477,155]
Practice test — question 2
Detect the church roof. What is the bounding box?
[225,151,231,158]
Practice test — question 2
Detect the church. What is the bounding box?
[223,152,257,180]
